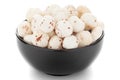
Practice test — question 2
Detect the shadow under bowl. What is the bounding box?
[16,32,104,76]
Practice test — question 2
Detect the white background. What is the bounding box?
[0,0,120,80]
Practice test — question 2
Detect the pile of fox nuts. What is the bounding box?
[17,4,104,50]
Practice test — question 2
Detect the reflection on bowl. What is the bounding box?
[16,32,104,76]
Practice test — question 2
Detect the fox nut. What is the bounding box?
[77,5,91,17]
[55,20,73,38]
[48,36,62,50]
[68,16,85,32]
[81,13,97,30]
[18,21,32,37]
[26,8,42,22]
[32,32,49,48]
[63,35,79,49]
[91,26,103,41]
[76,31,93,47]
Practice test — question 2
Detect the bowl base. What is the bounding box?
[46,73,70,76]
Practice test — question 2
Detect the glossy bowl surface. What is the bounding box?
[16,32,104,76]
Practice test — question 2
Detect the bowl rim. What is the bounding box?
[16,31,104,51]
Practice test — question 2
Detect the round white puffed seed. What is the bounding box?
[48,36,62,50]
[39,15,55,33]
[63,35,79,49]
[18,21,32,37]
[45,4,61,16]
[26,8,42,22]
[77,5,91,17]
[68,16,85,32]
[96,21,104,29]
[91,26,103,42]
[23,35,33,44]
[31,14,43,33]
[31,15,55,33]
[32,32,49,48]
[65,5,78,17]
[81,13,97,30]
[55,20,73,38]
[54,8,69,21]
[76,31,93,47]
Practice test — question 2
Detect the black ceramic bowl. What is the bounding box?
[16,32,104,76]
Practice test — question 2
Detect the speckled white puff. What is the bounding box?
[45,4,61,16]
[48,36,62,50]
[76,31,93,47]
[18,21,32,37]
[81,13,97,30]
[55,20,73,38]
[32,32,49,48]
[54,8,69,21]
[65,5,78,17]
[23,35,33,44]
[26,8,42,22]
[77,5,91,17]
[91,26,103,42]
[68,16,85,32]
[31,14,43,33]
[63,35,79,49]
[31,15,55,33]
[39,15,55,33]
[96,21,104,29]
